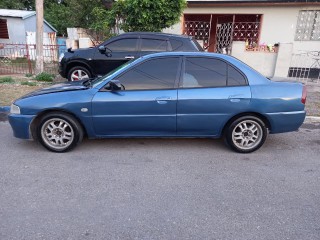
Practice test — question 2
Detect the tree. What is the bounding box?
[44,0,110,36]
[44,1,70,36]
[110,0,187,32]
[0,0,35,10]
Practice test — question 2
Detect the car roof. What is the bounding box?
[139,51,233,60]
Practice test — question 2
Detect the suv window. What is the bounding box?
[181,57,227,88]
[170,39,183,51]
[106,39,137,52]
[117,57,180,90]
[141,39,167,52]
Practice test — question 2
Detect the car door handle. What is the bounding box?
[155,97,171,104]
[229,94,245,102]
[125,56,135,59]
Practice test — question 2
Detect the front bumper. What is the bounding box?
[58,63,67,78]
[8,114,36,139]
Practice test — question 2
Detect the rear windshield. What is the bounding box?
[191,39,204,52]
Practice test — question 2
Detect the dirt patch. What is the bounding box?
[0,74,63,106]
[305,91,320,117]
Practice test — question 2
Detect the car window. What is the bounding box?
[228,65,247,86]
[105,39,137,52]
[141,39,167,52]
[191,39,204,51]
[170,39,183,51]
[181,57,227,88]
[117,57,180,90]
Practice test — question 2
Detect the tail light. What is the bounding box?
[301,85,307,104]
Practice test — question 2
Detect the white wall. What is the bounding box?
[24,15,55,33]
[168,5,320,54]
[232,41,278,78]
[0,17,25,43]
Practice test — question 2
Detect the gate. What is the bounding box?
[215,22,233,54]
[288,51,320,83]
[215,16,261,54]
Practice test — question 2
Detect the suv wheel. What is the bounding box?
[68,66,91,81]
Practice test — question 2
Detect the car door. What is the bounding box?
[91,56,182,136]
[92,38,139,75]
[177,56,251,136]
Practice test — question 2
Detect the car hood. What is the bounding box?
[20,81,88,99]
[70,47,94,56]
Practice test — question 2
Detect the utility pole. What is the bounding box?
[35,0,44,74]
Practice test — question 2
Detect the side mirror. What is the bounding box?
[98,45,106,53]
[105,80,123,91]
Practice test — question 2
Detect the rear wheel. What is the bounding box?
[37,112,83,152]
[224,116,267,153]
[68,66,91,81]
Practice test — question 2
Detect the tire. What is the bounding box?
[67,66,92,81]
[37,112,83,153]
[224,116,268,153]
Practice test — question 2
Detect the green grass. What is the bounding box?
[34,72,55,82]
[25,73,33,77]
[21,81,37,86]
[0,76,14,84]
[11,57,35,64]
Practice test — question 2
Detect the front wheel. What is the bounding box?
[224,116,268,153]
[37,112,83,152]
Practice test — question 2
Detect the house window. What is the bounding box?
[295,10,320,41]
[0,19,9,39]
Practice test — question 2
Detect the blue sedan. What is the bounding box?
[9,52,307,153]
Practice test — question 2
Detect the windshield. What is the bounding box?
[91,60,134,87]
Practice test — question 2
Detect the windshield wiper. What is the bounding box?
[83,78,95,88]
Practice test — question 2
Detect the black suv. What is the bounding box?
[59,32,203,81]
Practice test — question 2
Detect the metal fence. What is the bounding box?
[288,51,320,83]
[0,43,67,75]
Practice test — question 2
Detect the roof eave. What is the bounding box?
[187,1,320,7]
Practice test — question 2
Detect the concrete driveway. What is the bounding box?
[0,121,319,240]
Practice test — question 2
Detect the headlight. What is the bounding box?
[59,52,64,62]
[10,104,21,114]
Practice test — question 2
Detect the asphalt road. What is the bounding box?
[0,121,320,240]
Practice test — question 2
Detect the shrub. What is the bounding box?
[25,73,33,77]
[34,72,55,82]
[0,76,14,84]
[21,81,37,86]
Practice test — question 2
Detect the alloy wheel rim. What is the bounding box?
[71,70,89,81]
[41,118,74,150]
[232,120,263,150]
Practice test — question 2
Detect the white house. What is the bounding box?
[0,9,57,44]
[164,0,320,79]
[0,9,59,62]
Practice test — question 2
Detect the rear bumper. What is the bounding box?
[8,114,36,139]
[266,110,306,134]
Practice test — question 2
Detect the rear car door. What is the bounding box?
[91,56,182,136]
[93,38,139,75]
[177,56,251,136]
